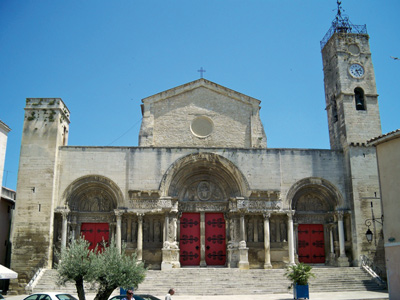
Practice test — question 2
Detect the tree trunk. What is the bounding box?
[94,284,116,300]
[75,277,86,300]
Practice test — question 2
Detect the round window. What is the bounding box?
[190,116,213,138]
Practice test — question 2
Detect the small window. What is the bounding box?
[354,87,366,110]
[331,96,338,122]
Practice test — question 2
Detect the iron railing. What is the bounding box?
[320,17,367,50]
[360,254,386,287]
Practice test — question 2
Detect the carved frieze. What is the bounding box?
[179,201,228,212]
[128,190,160,199]
[229,198,282,212]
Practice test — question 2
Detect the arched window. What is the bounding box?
[354,87,366,110]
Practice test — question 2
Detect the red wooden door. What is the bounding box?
[81,223,109,251]
[205,213,226,265]
[180,213,201,266]
[298,224,325,263]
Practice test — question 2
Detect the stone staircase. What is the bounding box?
[32,267,386,296]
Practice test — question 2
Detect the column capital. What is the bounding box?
[286,210,295,219]
[114,209,124,217]
[61,208,70,218]
[137,213,144,221]
[263,212,271,220]
[336,210,345,220]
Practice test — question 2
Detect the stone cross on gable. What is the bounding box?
[197,67,206,78]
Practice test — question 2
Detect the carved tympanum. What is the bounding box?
[182,181,225,201]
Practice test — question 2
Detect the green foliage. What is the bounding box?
[284,263,315,286]
[92,240,146,300]
[56,238,96,285]
[56,237,147,300]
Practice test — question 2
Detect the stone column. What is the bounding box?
[328,224,336,265]
[263,213,272,269]
[161,212,181,270]
[330,225,335,254]
[240,214,246,241]
[336,211,349,266]
[238,213,249,269]
[70,223,77,241]
[115,210,123,251]
[293,223,299,255]
[137,213,144,261]
[287,212,295,265]
[61,208,70,249]
[70,214,77,241]
[200,212,206,267]
[127,215,132,243]
[163,213,169,243]
[109,223,116,242]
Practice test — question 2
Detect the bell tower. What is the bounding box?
[321,1,381,150]
[320,2,384,269]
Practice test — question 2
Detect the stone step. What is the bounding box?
[32,267,386,296]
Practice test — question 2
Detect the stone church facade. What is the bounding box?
[10,12,385,292]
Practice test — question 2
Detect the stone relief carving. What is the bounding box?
[231,199,282,212]
[179,202,227,212]
[296,195,327,211]
[182,181,225,201]
[71,191,114,212]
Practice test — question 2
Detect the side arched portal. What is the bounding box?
[54,175,124,253]
[287,177,348,265]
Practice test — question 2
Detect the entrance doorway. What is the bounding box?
[179,213,226,266]
[298,224,325,263]
[81,223,109,251]
[180,213,200,266]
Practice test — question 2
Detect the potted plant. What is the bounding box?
[284,263,315,299]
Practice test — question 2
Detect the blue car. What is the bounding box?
[109,294,160,300]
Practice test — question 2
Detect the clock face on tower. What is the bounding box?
[349,63,365,78]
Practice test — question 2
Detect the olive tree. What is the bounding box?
[56,237,96,300]
[91,241,146,300]
[57,237,146,300]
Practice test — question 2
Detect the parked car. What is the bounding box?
[22,293,78,300]
[109,294,161,300]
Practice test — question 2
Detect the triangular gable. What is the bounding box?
[141,78,261,107]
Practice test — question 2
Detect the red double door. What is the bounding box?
[298,224,325,263]
[179,213,226,266]
[81,223,109,251]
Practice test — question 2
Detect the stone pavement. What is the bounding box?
[3,290,389,300]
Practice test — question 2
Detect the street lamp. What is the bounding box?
[364,202,383,244]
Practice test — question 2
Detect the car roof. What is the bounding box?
[30,293,73,296]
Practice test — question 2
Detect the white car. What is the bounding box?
[23,293,78,300]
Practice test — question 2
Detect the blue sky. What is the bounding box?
[1,0,399,191]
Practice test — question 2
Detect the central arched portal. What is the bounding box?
[162,153,248,267]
